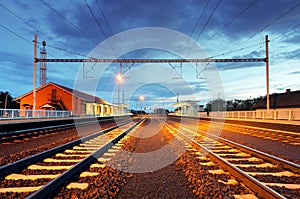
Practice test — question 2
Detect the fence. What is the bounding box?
[0,109,72,120]
[202,108,300,121]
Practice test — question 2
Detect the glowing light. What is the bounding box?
[139,95,145,101]
[116,74,123,82]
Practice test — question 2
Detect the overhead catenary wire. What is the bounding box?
[0,24,34,46]
[1,1,100,61]
[213,1,300,63]
[84,0,119,59]
[206,41,266,59]
[95,0,114,40]
[187,0,222,57]
[272,22,300,42]
[84,0,107,39]
[183,0,211,57]
[0,23,78,84]
[95,0,126,61]
[0,3,47,38]
[43,42,98,59]
[242,1,300,44]
[190,0,211,40]
[206,0,258,41]
[41,0,98,45]
[194,0,222,42]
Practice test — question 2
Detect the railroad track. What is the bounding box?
[0,118,144,198]
[0,117,130,144]
[166,120,300,199]
[199,116,300,133]
[169,116,300,146]
[209,121,300,146]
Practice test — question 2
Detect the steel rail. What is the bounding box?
[0,116,130,134]
[27,117,145,199]
[0,117,128,143]
[168,115,300,133]
[205,129,300,173]
[0,119,133,178]
[173,121,300,173]
[165,122,286,199]
[168,116,300,170]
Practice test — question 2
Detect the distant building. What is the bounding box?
[252,89,300,109]
[153,108,169,115]
[172,101,202,116]
[15,82,126,117]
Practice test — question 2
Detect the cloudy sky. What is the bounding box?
[0,0,299,110]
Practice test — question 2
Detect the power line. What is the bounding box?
[0,24,33,46]
[95,0,126,60]
[43,42,96,58]
[84,0,108,40]
[187,0,222,56]
[95,0,114,39]
[0,1,96,60]
[219,1,300,61]
[205,41,266,59]
[272,22,300,42]
[0,3,47,38]
[194,0,222,42]
[183,0,211,57]
[190,0,211,40]
[0,24,79,83]
[84,0,118,58]
[245,1,300,42]
[207,0,258,41]
[41,0,98,44]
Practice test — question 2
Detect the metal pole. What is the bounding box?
[118,63,122,104]
[4,93,8,110]
[33,34,37,116]
[117,82,120,104]
[4,93,8,117]
[265,35,270,116]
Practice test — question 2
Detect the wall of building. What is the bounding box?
[72,96,84,116]
[85,103,124,116]
[17,83,128,117]
[19,84,83,115]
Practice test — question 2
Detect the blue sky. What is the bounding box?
[0,0,300,111]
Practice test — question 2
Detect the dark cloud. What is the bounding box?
[276,48,300,60]
[209,0,300,40]
[289,71,300,75]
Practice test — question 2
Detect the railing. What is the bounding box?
[0,109,72,120]
[201,108,300,121]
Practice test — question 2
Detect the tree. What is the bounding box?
[205,98,226,112]
[0,91,19,109]
[206,96,266,112]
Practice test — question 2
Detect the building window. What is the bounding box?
[51,89,57,99]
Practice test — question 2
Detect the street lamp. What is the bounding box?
[115,74,123,104]
[139,95,145,113]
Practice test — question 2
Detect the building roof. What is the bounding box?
[252,89,300,109]
[15,82,109,105]
[172,101,199,107]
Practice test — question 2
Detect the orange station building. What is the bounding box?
[15,82,124,117]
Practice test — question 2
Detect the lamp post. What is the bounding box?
[115,74,123,116]
[139,95,145,114]
[116,74,123,104]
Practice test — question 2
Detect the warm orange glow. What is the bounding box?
[116,74,123,82]
[139,95,145,101]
